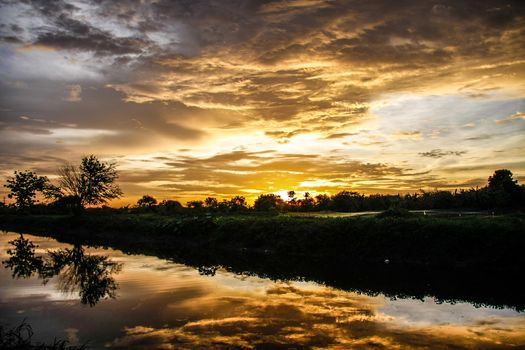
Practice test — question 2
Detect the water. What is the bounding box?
[1,232,524,349]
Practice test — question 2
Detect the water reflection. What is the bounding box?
[107,284,525,350]
[3,234,121,306]
[1,233,524,349]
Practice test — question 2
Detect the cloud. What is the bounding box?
[64,84,81,102]
[324,132,358,139]
[33,30,151,57]
[1,0,524,202]
[4,0,520,128]
[112,149,462,202]
[495,111,525,124]
[103,280,525,350]
[392,131,422,140]
[419,149,467,158]
[465,134,493,141]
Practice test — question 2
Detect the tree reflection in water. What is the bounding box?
[3,235,121,306]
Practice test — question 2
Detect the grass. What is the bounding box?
[0,320,86,349]
[0,212,524,268]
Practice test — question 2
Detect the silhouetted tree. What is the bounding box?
[217,199,231,212]
[137,194,157,208]
[254,194,284,212]
[158,200,183,214]
[299,192,315,211]
[287,190,297,210]
[331,191,363,212]
[488,169,518,191]
[228,195,248,212]
[57,155,123,212]
[187,200,204,210]
[204,197,219,209]
[315,194,331,211]
[4,170,59,210]
[487,169,523,207]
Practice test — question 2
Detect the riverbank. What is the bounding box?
[1,212,524,269]
[1,212,524,310]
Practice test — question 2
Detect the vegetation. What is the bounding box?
[0,320,85,349]
[1,212,523,270]
[1,161,524,290]
[57,155,122,212]
[3,235,121,306]
[3,155,122,214]
[136,194,157,208]
[3,227,524,313]
[3,161,524,215]
[1,209,525,313]
[4,171,59,211]
[126,168,525,214]
[253,194,284,212]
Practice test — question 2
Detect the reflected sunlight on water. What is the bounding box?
[1,232,524,349]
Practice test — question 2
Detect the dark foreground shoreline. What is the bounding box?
[1,213,524,311]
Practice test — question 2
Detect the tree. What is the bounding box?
[331,191,363,212]
[158,200,183,214]
[487,169,522,207]
[254,194,284,212]
[137,195,157,208]
[299,192,315,211]
[58,155,123,210]
[228,195,248,212]
[286,190,298,211]
[187,200,204,209]
[4,170,58,210]
[315,194,331,211]
[488,169,519,192]
[204,197,218,209]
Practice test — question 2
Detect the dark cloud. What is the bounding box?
[25,0,79,17]
[465,134,493,141]
[0,80,204,140]
[32,13,153,56]
[419,149,467,158]
[324,132,358,140]
[34,30,150,56]
[0,35,22,43]
[2,0,523,125]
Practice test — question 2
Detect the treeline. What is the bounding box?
[2,165,524,215]
[2,155,122,214]
[131,169,525,214]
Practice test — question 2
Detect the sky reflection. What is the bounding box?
[1,232,524,349]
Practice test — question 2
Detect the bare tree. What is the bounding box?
[57,163,81,199]
[57,155,123,211]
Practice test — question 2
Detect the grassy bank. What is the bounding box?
[1,212,524,269]
[1,212,524,310]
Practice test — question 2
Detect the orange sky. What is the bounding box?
[0,0,524,205]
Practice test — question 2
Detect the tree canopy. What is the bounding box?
[58,155,123,210]
[4,170,59,210]
[137,195,157,208]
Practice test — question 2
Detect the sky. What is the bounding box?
[0,0,524,205]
